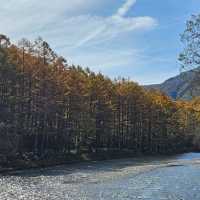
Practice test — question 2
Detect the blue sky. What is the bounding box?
[1,0,200,84]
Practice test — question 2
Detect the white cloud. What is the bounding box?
[74,0,157,48]
[0,0,158,84]
[0,0,100,38]
[0,0,157,46]
[115,0,137,17]
[74,15,156,48]
[0,0,96,15]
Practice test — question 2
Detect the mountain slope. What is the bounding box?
[145,69,200,100]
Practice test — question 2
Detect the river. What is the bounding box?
[0,153,200,200]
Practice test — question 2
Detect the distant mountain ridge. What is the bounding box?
[144,69,200,100]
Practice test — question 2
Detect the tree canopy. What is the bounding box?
[0,35,199,166]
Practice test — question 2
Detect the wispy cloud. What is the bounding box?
[0,0,158,84]
[0,0,100,38]
[115,0,137,17]
[74,0,157,48]
[0,0,157,46]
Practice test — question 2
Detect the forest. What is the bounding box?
[0,33,200,167]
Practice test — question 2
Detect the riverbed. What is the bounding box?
[0,153,200,200]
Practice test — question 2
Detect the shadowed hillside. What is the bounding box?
[145,69,200,100]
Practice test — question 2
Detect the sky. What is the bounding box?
[0,0,200,85]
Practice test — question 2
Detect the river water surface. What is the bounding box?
[0,153,200,200]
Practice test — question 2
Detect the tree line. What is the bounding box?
[0,34,199,163]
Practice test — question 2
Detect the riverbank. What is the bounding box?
[0,149,195,174]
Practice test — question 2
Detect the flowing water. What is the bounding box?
[0,153,200,200]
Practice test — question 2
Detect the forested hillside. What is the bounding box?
[0,34,200,167]
[145,68,198,100]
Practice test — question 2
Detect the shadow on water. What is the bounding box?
[4,153,197,178]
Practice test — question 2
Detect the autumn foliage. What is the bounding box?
[0,34,199,163]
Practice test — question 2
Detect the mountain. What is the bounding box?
[144,69,200,100]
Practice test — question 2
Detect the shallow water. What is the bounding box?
[0,153,200,200]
